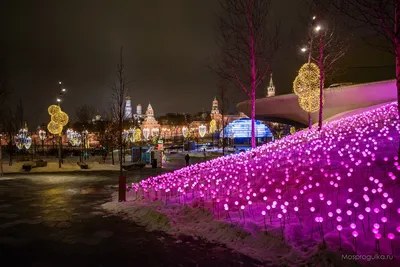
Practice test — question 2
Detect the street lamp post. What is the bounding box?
[38,129,46,155]
[82,129,88,161]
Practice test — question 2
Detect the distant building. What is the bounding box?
[266,73,275,97]
[141,103,160,137]
[136,104,142,115]
[210,97,222,121]
[125,96,133,119]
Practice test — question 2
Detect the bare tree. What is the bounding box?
[215,0,280,148]
[110,47,130,179]
[0,60,8,175]
[218,83,229,155]
[75,105,95,126]
[302,1,349,130]
[333,0,400,116]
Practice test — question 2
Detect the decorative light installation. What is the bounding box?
[126,101,400,257]
[38,129,46,141]
[198,124,207,138]
[293,63,321,113]
[122,129,129,142]
[220,118,273,139]
[128,127,135,142]
[151,128,159,137]
[143,128,150,140]
[182,127,189,138]
[209,120,217,134]
[134,128,142,142]
[66,129,81,147]
[48,105,61,116]
[47,105,68,135]
[293,63,320,98]
[15,123,32,150]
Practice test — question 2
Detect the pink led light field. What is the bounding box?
[128,102,400,259]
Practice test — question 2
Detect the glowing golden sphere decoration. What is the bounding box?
[48,121,63,135]
[293,62,321,114]
[51,111,69,126]
[48,105,61,116]
[293,63,320,98]
[47,105,69,135]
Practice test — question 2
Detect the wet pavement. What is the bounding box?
[0,171,262,267]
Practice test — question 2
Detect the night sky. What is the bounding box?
[0,0,395,128]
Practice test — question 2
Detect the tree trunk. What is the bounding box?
[8,132,12,166]
[247,2,257,149]
[111,147,114,165]
[0,140,3,176]
[251,93,256,148]
[58,135,62,168]
[396,0,400,118]
[318,31,324,131]
[308,113,312,130]
[222,116,225,156]
[119,122,123,177]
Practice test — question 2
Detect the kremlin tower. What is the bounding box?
[266,73,275,97]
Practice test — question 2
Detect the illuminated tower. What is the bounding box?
[141,103,160,137]
[125,96,132,119]
[145,103,154,117]
[136,104,142,115]
[266,73,275,97]
[210,97,222,121]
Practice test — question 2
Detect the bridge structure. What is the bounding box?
[236,80,397,128]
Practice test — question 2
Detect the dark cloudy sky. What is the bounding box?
[0,0,395,128]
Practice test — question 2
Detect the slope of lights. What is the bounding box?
[128,102,400,257]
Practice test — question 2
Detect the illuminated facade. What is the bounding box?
[220,118,273,144]
[141,103,160,138]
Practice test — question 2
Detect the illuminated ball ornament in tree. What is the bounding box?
[293,62,322,114]
[298,91,323,113]
[51,111,69,127]
[48,105,61,116]
[48,121,62,135]
[293,63,320,98]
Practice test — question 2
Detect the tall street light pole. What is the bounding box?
[57,81,67,168]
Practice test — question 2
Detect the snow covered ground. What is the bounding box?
[1,160,119,174]
[103,102,400,266]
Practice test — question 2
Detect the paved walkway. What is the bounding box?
[0,172,261,267]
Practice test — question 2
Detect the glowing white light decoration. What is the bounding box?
[198,124,207,138]
[182,127,189,138]
[151,128,159,137]
[66,129,81,146]
[143,128,150,140]
[38,130,46,141]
